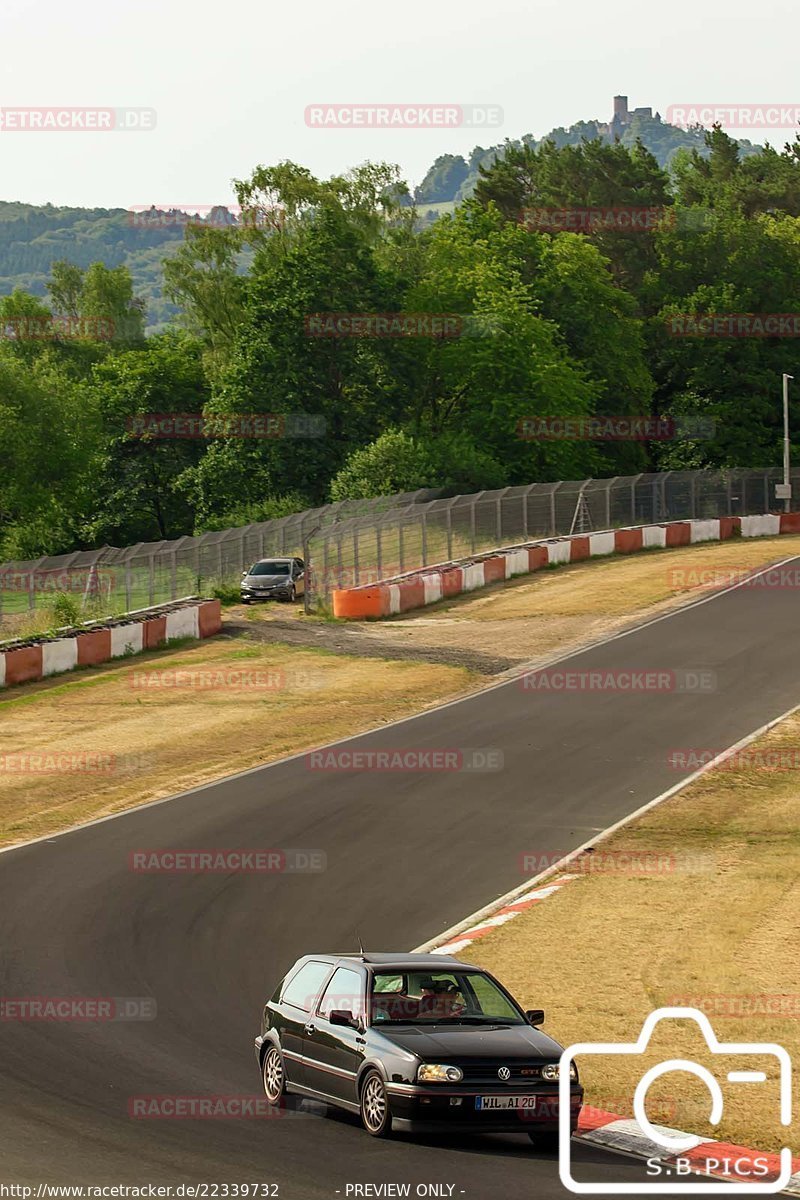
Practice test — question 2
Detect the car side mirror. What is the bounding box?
[526,1009,545,1026]
[329,1008,360,1029]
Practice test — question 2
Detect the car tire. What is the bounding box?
[262,1046,286,1105]
[359,1070,392,1138]
[287,584,297,603]
[241,598,251,605]
[527,1130,560,1152]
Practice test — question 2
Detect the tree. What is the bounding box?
[329,429,506,500]
[0,353,101,558]
[177,162,412,523]
[85,333,208,543]
[475,137,671,291]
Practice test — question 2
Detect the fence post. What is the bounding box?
[398,519,404,574]
[523,484,534,540]
[628,474,643,525]
[471,492,483,554]
[549,483,564,536]
[605,478,618,529]
[125,560,132,611]
[421,508,428,566]
[171,549,177,600]
[149,555,156,606]
[352,526,359,588]
[446,499,456,560]
[496,487,511,543]
[690,474,697,518]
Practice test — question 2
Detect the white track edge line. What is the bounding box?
[1,552,798,860]
[412,695,800,952]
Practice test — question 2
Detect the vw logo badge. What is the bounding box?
[497,1066,511,1081]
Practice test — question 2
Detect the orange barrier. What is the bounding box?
[614,528,644,553]
[77,628,112,666]
[665,522,691,547]
[5,645,43,686]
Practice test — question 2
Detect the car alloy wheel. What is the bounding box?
[360,1070,391,1137]
[262,1047,285,1104]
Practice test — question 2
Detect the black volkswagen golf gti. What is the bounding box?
[255,952,583,1143]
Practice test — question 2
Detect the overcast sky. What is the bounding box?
[0,0,796,210]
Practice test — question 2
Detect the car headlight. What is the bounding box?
[541,1062,578,1082]
[417,1063,463,1083]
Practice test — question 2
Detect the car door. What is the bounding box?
[302,965,367,1104]
[275,959,334,1086]
[292,559,305,597]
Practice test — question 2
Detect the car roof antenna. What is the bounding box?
[356,929,365,956]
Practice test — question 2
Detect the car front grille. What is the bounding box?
[456,1063,548,1082]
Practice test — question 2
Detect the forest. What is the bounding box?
[2,126,800,560]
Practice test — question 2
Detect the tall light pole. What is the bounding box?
[783,373,794,513]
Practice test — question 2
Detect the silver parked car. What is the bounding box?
[240,557,305,604]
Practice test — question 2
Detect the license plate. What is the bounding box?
[475,1095,540,1111]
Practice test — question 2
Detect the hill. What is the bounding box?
[0,99,765,326]
[413,104,762,205]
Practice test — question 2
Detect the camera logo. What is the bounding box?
[558,1007,793,1194]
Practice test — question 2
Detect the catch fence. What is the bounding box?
[304,468,796,608]
[0,469,794,626]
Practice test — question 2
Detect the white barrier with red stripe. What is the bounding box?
[332,512,800,619]
[0,599,222,690]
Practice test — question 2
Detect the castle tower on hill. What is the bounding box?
[599,96,656,139]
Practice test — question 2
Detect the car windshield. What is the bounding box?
[370,970,525,1025]
[249,562,290,575]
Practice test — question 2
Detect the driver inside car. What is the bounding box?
[417,976,466,1019]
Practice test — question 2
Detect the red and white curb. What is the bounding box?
[430,874,579,956]
[415,692,800,1192]
[577,1108,800,1192]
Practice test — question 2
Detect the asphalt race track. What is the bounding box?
[2,566,797,1198]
